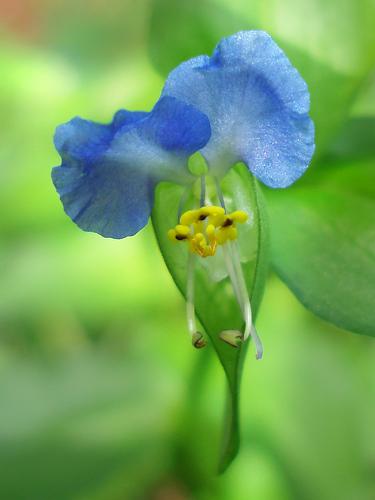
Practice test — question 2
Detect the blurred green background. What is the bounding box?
[0,1,374,499]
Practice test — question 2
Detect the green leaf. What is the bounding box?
[148,0,244,75]
[265,161,375,336]
[328,117,375,160]
[328,75,375,160]
[152,164,269,471]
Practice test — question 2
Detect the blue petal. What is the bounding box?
[52,97,210,238]
[139,96,211,155]
[162,31,315,188]
[54,110,146,166]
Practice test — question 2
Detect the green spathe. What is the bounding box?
[152,163,269,470]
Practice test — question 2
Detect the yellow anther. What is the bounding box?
[206,224,216,240]
[180,209,200,226]
[168,206,248,257]
[193,221,204,234]
[175,224,190,236]
[229,210,248,223]
[199,205,225,218]
[209,213,226,227]
[227,227,238,240]
[168,229,177,241]
[216,230,229,245]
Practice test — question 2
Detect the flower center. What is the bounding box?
[166,177,262,360]
[167,205,248,258]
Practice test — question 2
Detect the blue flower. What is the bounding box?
[52,30,315,358]
[53,30,314,240]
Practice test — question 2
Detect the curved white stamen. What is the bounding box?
[186,252,206,348]
[230,241,263,359]
[186,252,197,336]
[230,242,252,339]
[222,244,242,306]
[223,244,253,347]
[215,178,262,356]
[222,238,263,359]
[251,325,264,360]
[242,299,252,341]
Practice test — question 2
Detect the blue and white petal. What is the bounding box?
[162,30,315,188]
[52,96,211,238]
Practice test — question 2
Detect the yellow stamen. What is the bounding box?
[199,206,225,218]
[180,209,200,226]
[209,213,226,227]
[216,229,229,245]
[175,224,190,236]
[193,221,204,234]
[168,229,177,241]
[230,210,248,223]
[227,227,238,240]
[206,224,216,240]
[168,205,248,258]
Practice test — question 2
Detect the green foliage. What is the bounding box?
[265,161,375,336]
[152,165,269,471]
[0,353,175,500]
[329,117,375,160]
[148,0,249,75]
[43,0,150,73]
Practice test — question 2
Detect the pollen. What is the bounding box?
[167,206,248,257]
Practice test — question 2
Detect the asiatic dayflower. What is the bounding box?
[52,31,315,359]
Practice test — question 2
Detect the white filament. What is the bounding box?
[222,245,242,307]
[186,252,197,337]
[222,240,263,360]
